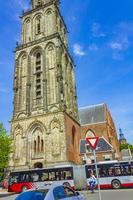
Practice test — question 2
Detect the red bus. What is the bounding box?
[86,160,133,189]
[8,166,74,193]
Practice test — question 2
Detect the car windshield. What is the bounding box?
[15,190,47,200]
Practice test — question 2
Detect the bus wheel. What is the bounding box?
[112,180,121,189]
[63,182,71,187]
[21,186,28,192]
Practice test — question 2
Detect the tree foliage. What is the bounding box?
[120,143,133,154]
[0,123,11,180]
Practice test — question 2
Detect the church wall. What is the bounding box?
[80,106,121,161]
[64,113,81,164]
[9,112,68,170]
[104,105,121,159]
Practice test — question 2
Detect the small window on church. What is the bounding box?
[35,52,42,99]
[36,91,41,97]
[36,79,41,84]
[72,126,76,146]
[37,23,41,34]
[34,140,37,153]
[41,139,44,152]
[38,0,42,5]
[36,0,42,7]
[36,66,41,72]
[36,85,41,90]
[38,136,40,152]
[36,17,41,35]
[36,73,41,78]
[36,52,41,59]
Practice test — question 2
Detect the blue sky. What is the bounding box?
[0,0,133,144]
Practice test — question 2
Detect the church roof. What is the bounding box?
[79,103,106,125]
[79,137,113,154]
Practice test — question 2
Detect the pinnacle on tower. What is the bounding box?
[31,0,59,9]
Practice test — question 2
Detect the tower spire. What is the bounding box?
[119,128,127,144]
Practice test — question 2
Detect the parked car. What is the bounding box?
[15,184,86,200]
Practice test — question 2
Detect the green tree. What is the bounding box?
[120,143,133,154]
[0,123,11,180]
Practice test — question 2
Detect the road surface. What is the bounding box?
[0,189,133,200]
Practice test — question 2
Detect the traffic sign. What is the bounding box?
[86,137,99,150]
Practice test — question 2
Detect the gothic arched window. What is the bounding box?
[45,9,53,35]
[35,52,42,99]
[32,127,44,159]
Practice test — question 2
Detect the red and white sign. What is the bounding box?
[86,137,99,150]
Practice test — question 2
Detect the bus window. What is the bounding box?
[41,172,49,181]
[20,173,29,182]
[108,167,115,176]
[64,170,73,180]
[121,166,131,176]
[31,173,39,182]
[99,168,107,177]
[49,172,55,181]
[9,173,19,185]
[131,166,133,175]
[88,170,93,178]
[55,171,62,180]
[114,167,121,176]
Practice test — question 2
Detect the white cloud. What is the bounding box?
[88,44,99,51]
[109,37,130,51]
[108,22,132,60]
[9,0,30,21]
[109,42,123,50]
[73,44,86,56]
[91,22,106,38]
[13,0,29,10]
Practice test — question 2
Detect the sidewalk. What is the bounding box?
[0,188,9,194]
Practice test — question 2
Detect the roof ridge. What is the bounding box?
[79,103,105,110]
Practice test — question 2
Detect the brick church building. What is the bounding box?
[79,103,121,163]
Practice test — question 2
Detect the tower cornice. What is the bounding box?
[15,32,74,66]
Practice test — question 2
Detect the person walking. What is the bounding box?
[88,171,96,193]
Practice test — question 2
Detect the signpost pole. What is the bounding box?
[93,149,102,200]
[86,130,101,200]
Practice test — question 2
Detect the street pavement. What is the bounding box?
[0,189,133,200]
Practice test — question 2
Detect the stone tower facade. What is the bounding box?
[9,0,80,170]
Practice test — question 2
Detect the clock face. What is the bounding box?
[86,130,95,138]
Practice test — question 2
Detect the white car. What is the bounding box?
[15,184,86,200]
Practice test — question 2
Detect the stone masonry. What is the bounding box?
[9,0,80,170]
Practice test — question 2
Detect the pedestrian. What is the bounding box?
[88,171,96,193]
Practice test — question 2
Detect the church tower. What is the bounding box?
[9,0,80,170]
